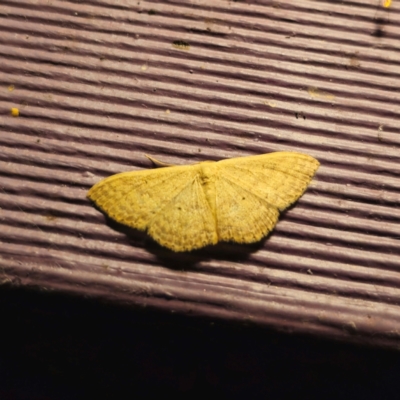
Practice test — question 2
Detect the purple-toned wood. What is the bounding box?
[0,0,400,348]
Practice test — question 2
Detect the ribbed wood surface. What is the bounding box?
[1,0,400,348]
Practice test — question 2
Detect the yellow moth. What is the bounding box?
[88,152,319,252]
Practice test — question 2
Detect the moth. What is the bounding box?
[87,152,319,252]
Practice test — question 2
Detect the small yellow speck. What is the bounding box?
[11,108,19,117]
[141,64,148,71]
[383,0,391,8]
[8,85,15,92]
[165,109,170,114]
[307,87,335,100]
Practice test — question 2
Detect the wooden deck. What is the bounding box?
[1,0,400,349]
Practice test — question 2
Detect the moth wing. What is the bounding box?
[87,165,217,251]
[213,152,319,243]
[148,176,218,252]
[213,176,280,244]
[217,152,319,211]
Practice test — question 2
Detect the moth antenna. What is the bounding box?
[145,154,175,168]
